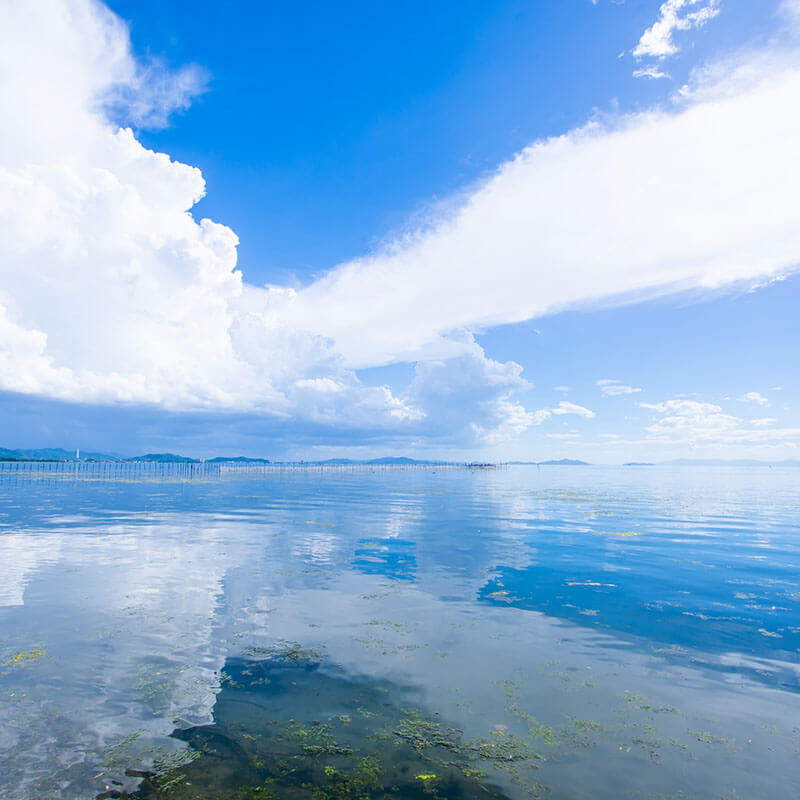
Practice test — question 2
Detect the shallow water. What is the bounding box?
[1,464,799,799]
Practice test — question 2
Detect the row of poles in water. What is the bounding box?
[0,460,502,480]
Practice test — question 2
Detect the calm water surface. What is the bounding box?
[1,465,799,799]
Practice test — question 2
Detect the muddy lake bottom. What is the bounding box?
[0,464,799,799]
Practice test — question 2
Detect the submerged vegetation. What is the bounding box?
[2,649,45,667]
[1,648,46,676]
[93,644,741,800]
[118,651,550,800]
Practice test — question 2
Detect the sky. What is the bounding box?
[0,0,799,462]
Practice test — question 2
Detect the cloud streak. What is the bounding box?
[633,64,671,80]
[531,401,596,426]
[598,380,642,397]
[282,48,800,369]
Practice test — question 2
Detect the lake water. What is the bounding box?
[1,464,798,799]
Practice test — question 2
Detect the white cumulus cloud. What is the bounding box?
[634,0,721,60]
[641,398,800,445]
[0,0,541,445]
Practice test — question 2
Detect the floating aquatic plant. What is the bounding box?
[3,648,45,667]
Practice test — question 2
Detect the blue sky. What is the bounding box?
[0,0,799,461]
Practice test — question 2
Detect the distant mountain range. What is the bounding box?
[311,457,442,466]
[2,448,799,467]
[0,447,119,461]
[0,448,243,463]
[0,449,447,465]
[509,458,591,466]
[206,456,273,464]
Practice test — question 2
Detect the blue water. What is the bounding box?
[0,464,799,799]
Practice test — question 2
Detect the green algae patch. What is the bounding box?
[688,730,739,750]
[243,641,324,665]
[3,649,45,667]
[505,706,556,746]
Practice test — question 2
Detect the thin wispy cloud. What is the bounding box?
[780,0,800,28]
[553,401,596,418]
[632,64,671,80]
[532,401,597,426]
[103,57,209,131]
[597,379,642,396]
[738,391,770,406]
